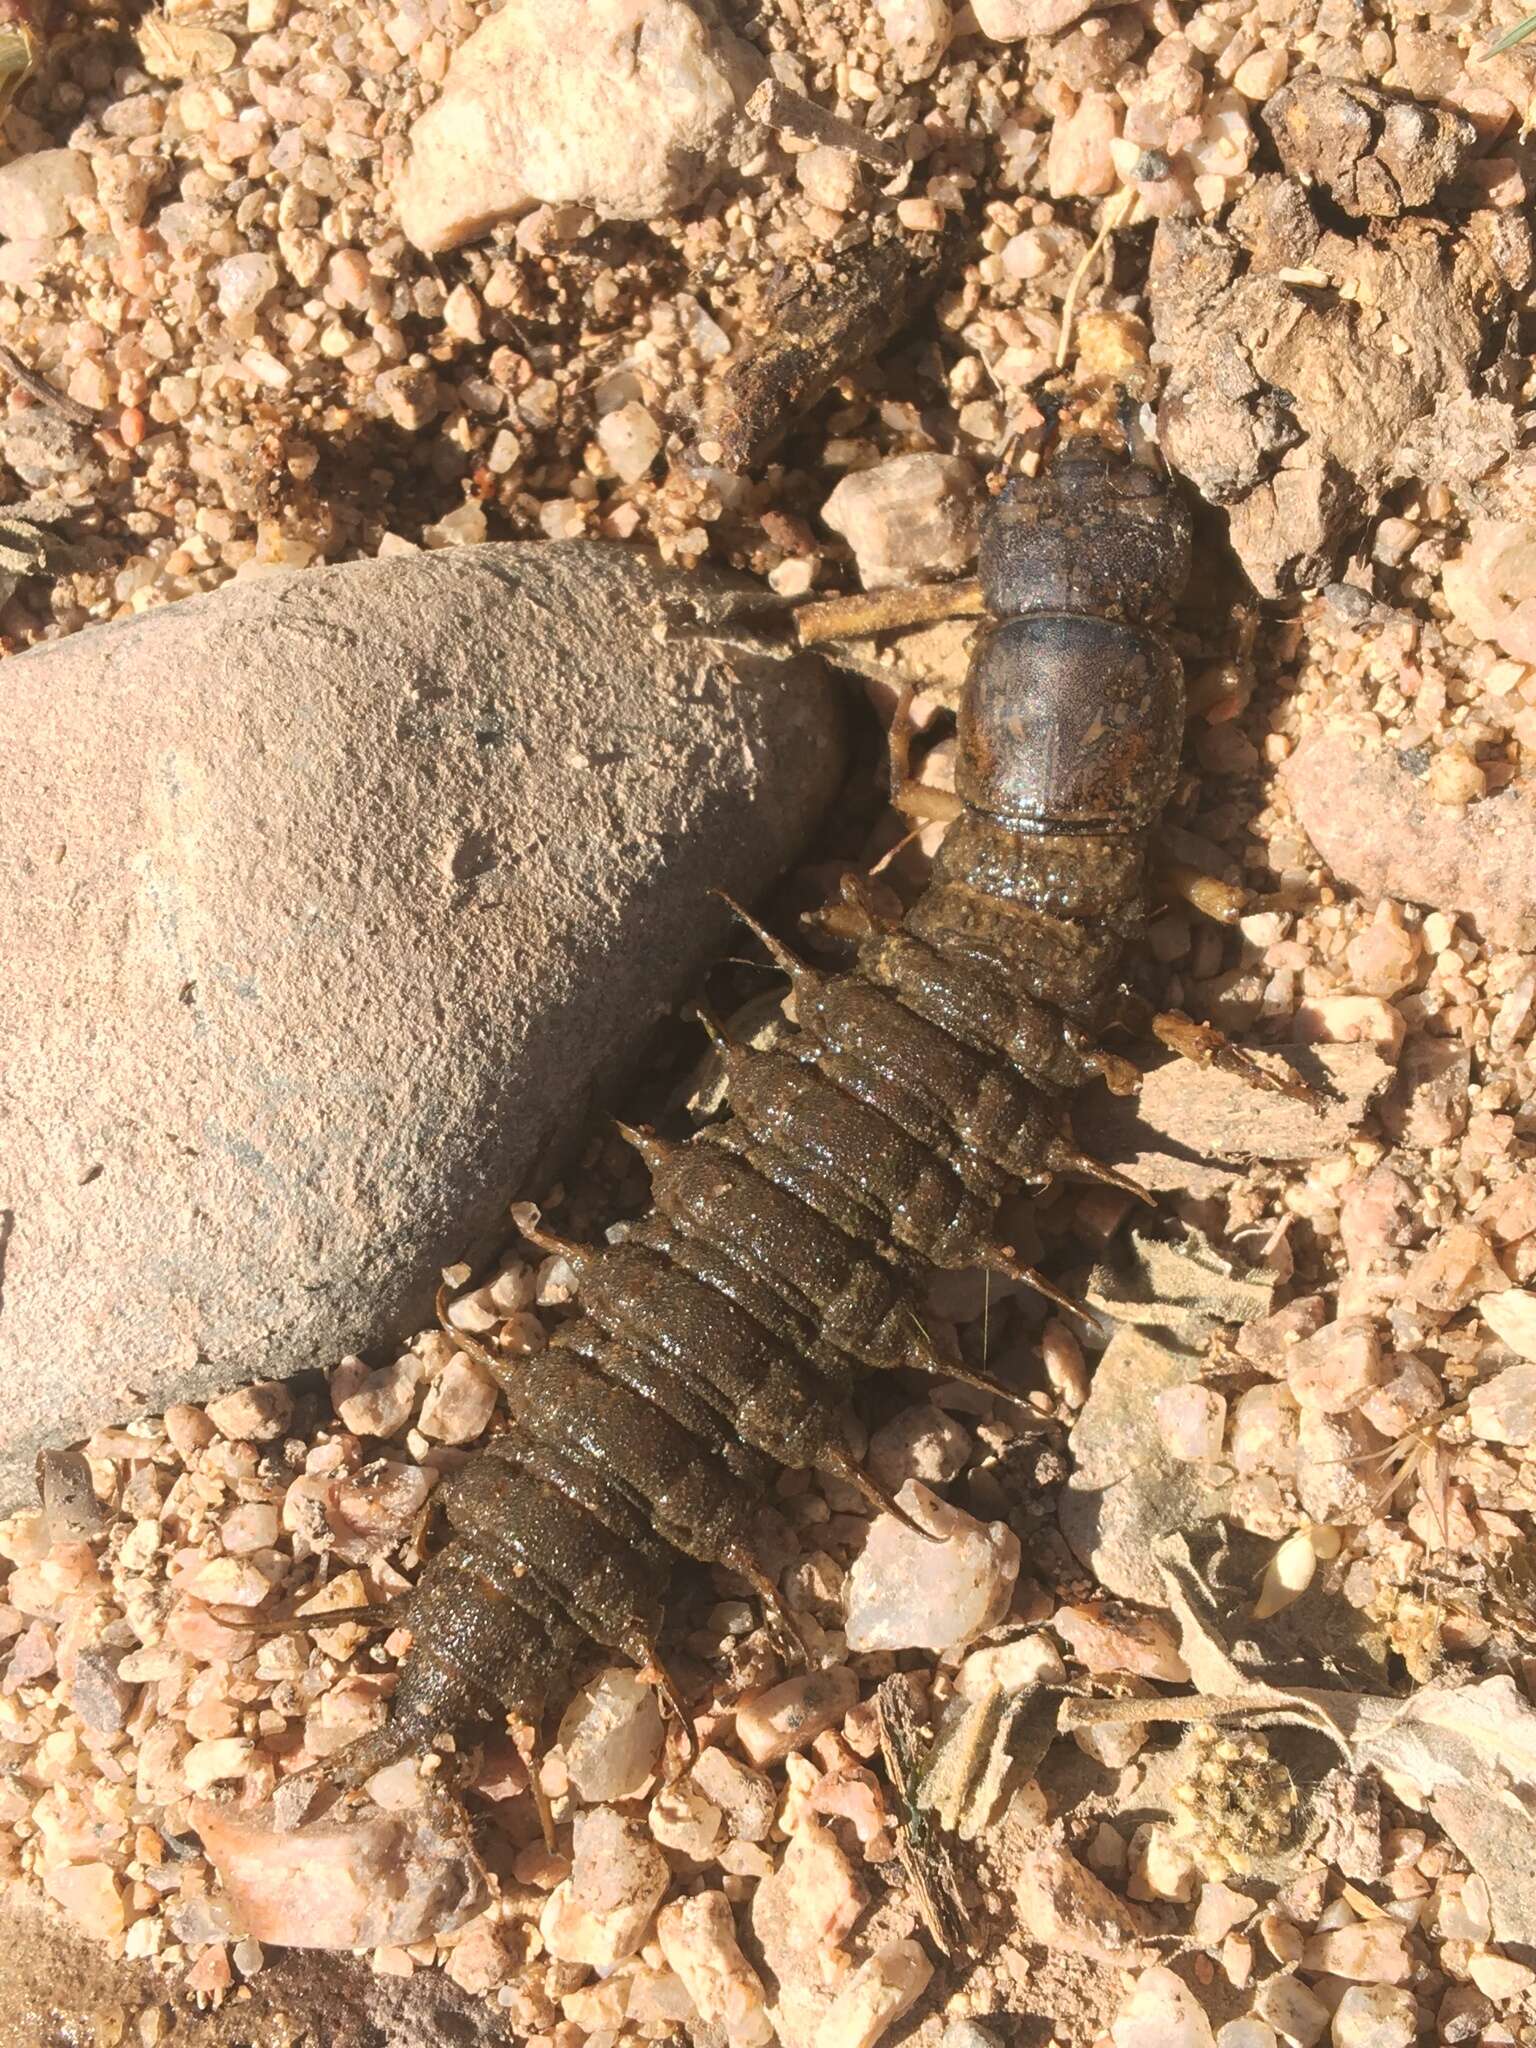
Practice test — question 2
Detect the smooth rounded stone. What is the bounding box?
[843,1479,1019,1652]
[558,1667,666,1801]
[1047,88,1122,199]
[0,148,94,239]
[0,542,842,1500]
[396,0,761,253]
[735,1664,858,1766]
[875,0,952,80]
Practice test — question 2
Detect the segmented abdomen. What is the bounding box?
[352,431,1193,1773]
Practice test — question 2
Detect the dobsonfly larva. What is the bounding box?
[302,404,1217,1808]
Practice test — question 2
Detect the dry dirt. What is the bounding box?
[2,1,1536,2046]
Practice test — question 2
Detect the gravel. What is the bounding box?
[2,0,1536,2044]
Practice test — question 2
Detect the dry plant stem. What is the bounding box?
[1151,1009,1328,1109]
[697,215,964,470]
[1055,184,1139,373]
[0,343,95,425]
[875,1674,972,1960]
[794,576,987,646]
[1157,859,1248,924]
[745,77,906,171]
[1060,1692,1299,1730]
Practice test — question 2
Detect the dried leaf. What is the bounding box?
[1088,1220,1278,1344]
[874,1674,973,1960]
[1077,1533,1536,1948]
[1060,1328,1235,1604]
[914,1682,1057,1842]
[137,12,237,80]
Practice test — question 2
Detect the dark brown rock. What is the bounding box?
[1262,77,1477,218]
[63,1645,137,1734]
[1151,178,1528,594]
[0,543,843,1500]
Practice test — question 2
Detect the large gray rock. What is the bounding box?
[0,1885,513,2048]
[0,542,842,1497]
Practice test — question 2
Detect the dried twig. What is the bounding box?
[746,77,906,172]
[874,1674,973,1960]
[0,344,96,427]
[1055,183,1138,372]
[794,576,986,646]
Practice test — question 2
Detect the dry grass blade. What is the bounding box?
[1484,11,1536,53]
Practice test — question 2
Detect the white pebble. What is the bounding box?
[1330,1985,1418,2048]
[1232,49,1288,100]
[183,1737,255,1791]
[416,1356,496,1443]
[843,1480,1018,1652]
[875,0,952,77]
[205,1381,292,1442]
[597,401,663,484]
[541,1806,668,1967]
[213,251,279,323]
[336,1356,421,1438]
[821,1940,933,2048]
[1253,1974,1330,2045]
[971,0,1095,36]
[656,1891,773,2048]
[1112,1964,1216,2048]
[1478,1290,1536,1364]
[822,453,980,591]
[559,1668,665,1801]
[796,145,860,213]
[0,149,94,240]
[397,0,752,253]
[735,1665,858,1766]
[1154,1384,1227,1461]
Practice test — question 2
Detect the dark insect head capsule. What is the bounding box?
[961,429,1191,835]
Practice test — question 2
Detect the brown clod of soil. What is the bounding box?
[1151,175,1530,593]
[697,215,966,471]
[1261,76,1477,219]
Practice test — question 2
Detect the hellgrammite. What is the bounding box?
[302,419,1194,1813]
